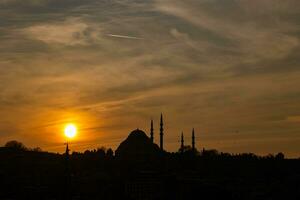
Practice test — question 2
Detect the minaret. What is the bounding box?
[181,132,184,153]
[65,142,70,199]
[150,119,154,143]
[160,113,164,150]
[65,142,70,172]
[66,143,70,160]
[192,128,195,151]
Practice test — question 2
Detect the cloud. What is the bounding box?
[155,0,300,60]
[22,17,101,46]
[0,0,45,5]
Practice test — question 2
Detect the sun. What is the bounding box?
[64,124,77,139]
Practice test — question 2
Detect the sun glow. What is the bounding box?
[64,124,77,139]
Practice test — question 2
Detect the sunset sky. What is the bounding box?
[0,0,300,157]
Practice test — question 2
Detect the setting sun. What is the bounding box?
[64,124,77,139]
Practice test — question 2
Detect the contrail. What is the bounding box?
[106,34,144,40]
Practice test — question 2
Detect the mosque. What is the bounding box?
[115,114,199,199]
[115,114,196,159]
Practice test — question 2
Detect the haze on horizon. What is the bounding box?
[0,0,300,157]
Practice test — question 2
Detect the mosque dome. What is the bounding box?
[115,129,161,160]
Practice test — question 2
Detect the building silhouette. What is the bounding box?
[181,132,185,153]
[160,114,164,151]
[192,128,195,152]
[115,114,197,160]
[115,129,161,160]
[150,119,154,143]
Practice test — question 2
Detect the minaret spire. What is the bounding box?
[160,113,164,150]
[66,143,70,159]
[181,132,184,153]
[65,143,70,199]
[192,128,195,151]
[150,119,154,143]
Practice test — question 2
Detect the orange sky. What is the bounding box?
[0,0,300,157]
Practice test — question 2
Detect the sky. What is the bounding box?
[0,0,300,157]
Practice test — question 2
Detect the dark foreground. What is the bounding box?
[0,147,299,200]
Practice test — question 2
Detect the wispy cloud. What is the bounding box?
[22,17,101,46]
[154,0,300,62]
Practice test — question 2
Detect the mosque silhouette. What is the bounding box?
[115,114,197,160]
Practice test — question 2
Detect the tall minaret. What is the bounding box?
[181,132,185,152]
[192,128,195,151]
[65,142,70,199]
[150,119,154,143]
[160,113,164,150]
[66,143,70,160]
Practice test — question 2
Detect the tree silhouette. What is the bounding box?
[275,152,285,160]
[106,148,114,158]
[4,140,27,151]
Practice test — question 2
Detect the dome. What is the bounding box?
[115,129,161,160]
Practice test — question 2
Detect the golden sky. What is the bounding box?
[0,0,300,157]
